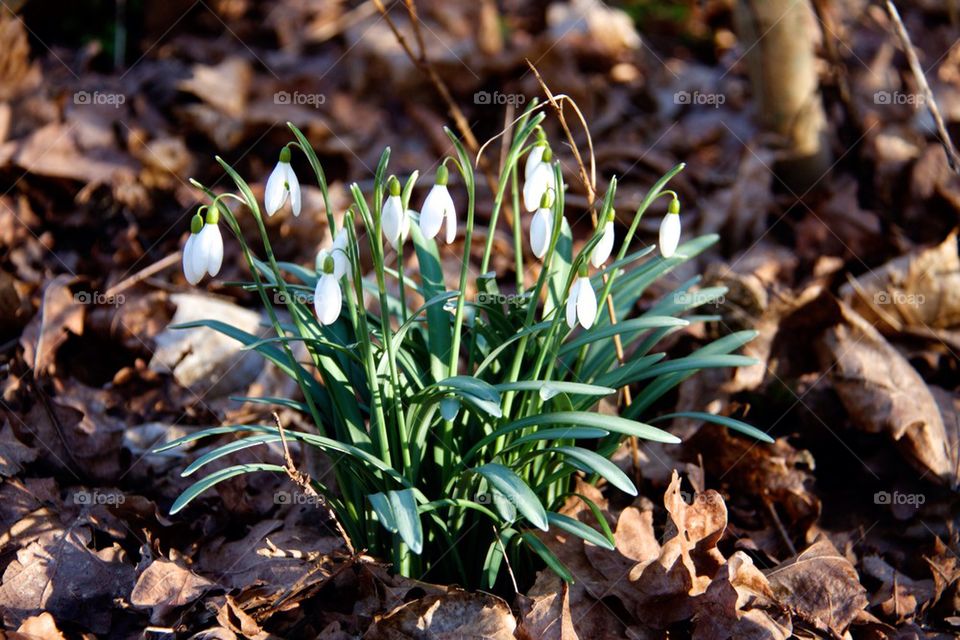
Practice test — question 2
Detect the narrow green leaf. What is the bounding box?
[547,512,614,550]
[369,492,398,533]
[474,463,548,531]
[651,411,774,443]
[171,463,285,514]
[388,489,424,554]
[550,446,637,496]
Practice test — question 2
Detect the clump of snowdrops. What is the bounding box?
[160,100,770,589]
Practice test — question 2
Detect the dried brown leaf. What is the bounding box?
[766,538,867,634]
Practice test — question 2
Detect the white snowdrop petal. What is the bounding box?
[382,195,404,248]
[200,224,224,277]
[182,234,204,285]
[189,229,213,283]
[530,208,552,259]
[566,279,580,329]
[287,164,302,217]
[315,274,342,325]
[523,162,553,212]
[659,214,681,258]
[592,221,615,268]
[419,185,446,239]
[576,277,598,329]
[444,206,456,244]
[524,145,544,181]
[264,162,288,215]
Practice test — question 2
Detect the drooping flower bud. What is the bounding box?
[566,265,598,330]
[264,147,301,217]
[420,164,457,244]
[659,197,681,258]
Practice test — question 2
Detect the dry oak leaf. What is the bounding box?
[817,302,957,487]
[765,538,867,635]
[363,591,516,640]
[14,611,67,640]
[18,274,82,376]
[0,522,135,633]
[131,557,217,623]
[862,555,934,622]
[841,230,960,333]
[0,417,37,477]
[693,551,792,640]
[630,471,728,628]
[517,571,580,640]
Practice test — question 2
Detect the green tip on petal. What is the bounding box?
[539,188,554,209]
[435,164,449,186]
[190,212,204,234]
[279,146,291,163]
[668,197,680,215]
[205,207,220,225]
[542,147,553,162]
[387,175,401,196]
[323,255,335,274]
[577,263,589,277]
[605,208,616,224]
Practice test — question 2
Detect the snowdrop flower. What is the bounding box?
[524,139,545,181]
[566,268,598,330]
[529,190,556,260]
[381,176,408,249]
[264,147,301,217]
[591,210,615,268]
[182,208,224,285]
[659,197,681,258]
[420,164,457,244]
[316,228,350,281]
[313,254,343,326]
[523,147,555,212]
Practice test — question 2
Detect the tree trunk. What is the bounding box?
[734,0,832,193]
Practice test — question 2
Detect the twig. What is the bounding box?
[104,251,181,298]
[494,526,519,595]
[273,413,356,555]
[765,498,797,556]
[885,0,960,174]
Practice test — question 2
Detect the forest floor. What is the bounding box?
[0,1,958,638]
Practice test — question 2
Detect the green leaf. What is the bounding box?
[550,446,637,496]
[559,316,689,356]
[410,223,452,382]
[651,411,773,443]
[171,463,285,514]
[388,489,424,554]
[465,412,680,463]
[506,427,609,449]
[547,512,614,550]
[229,396,311,413]
[493,381,616,401]
[474,463,548,531]
[182,434,282,476]
[369,492,397,532]
[521,532,573,582]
